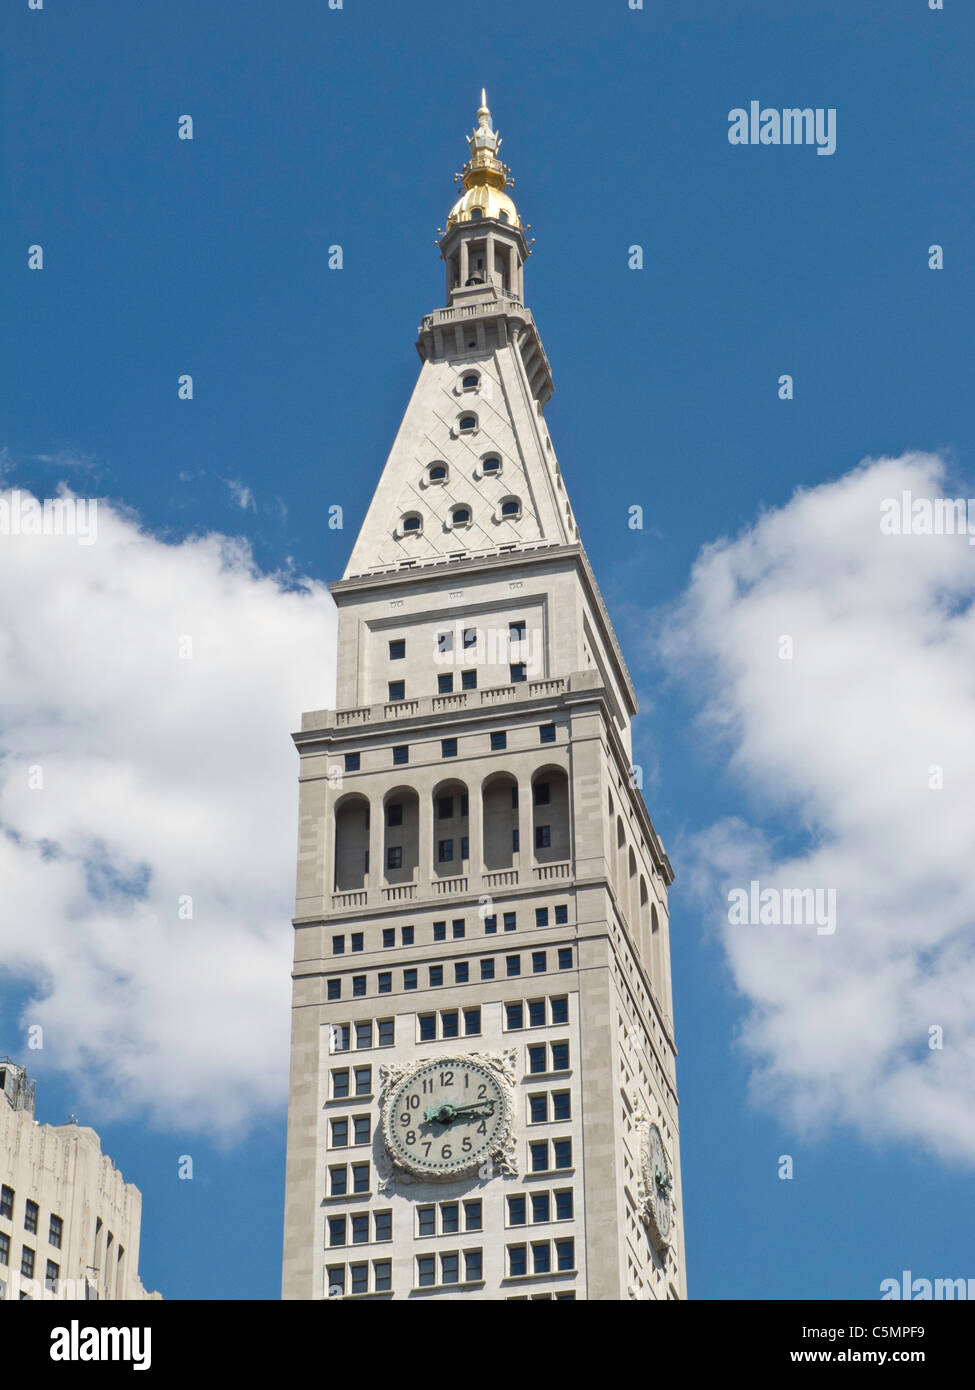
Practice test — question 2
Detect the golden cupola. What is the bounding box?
[446,91,521,229]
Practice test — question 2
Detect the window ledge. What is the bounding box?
[522,1070,573,1081]
[329,1290,395,1301]
[325,1093,374,1106]
[502,1270,578,1284]
[410,1280,486,1295]
[322,1191,373,1204]
[525,1167,576,1180]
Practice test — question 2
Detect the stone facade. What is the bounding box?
[0,1062,160,1301]
[281,97,686,1301]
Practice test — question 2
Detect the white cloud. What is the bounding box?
[661,452,975,1163]
[0,488,336,1138]
[220,477,256,511]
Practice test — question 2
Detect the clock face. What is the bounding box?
[643,1123,672,1248]
[383,1058,509,1178]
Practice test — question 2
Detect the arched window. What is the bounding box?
[334,795,370,892]
[482,772,519,871]
[499,211,509,224]
[461,373,479,390]
[500,496,522,519]
[401,512,422,534]
[427,463,448,484]
[450,506,472,527]
[481,455,501,475]
[459,415,477,433]
[470,208,483,220]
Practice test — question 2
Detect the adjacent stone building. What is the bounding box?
[0,1060,160,1301]
[281,95,686,1300]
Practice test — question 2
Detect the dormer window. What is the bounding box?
[401,513,423,534]
[427,462,448,484]
[459,415,477,433]
[500,496,522,520]
[471,208,483,220]
[450,506,472,527]
[482,456,501,474]
[461,374,479,391]
[499,211,509,224]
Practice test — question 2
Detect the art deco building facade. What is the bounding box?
[282,96,685,1301]
[0,1061,160,1301]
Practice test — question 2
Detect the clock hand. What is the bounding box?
[422,1100,496,1124]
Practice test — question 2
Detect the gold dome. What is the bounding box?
[445,91,521,230]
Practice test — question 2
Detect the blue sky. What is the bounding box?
[2,0,973,1299]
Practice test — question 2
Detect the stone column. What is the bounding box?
[368,799,383,904]
[485,231,495,286]
[418,789,434,898]
[459,239,469,285]
[517,773,534,884]
[467,779,483,887]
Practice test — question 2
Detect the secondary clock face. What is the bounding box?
[643,1123,672,1248]
[383,1058,508,1178]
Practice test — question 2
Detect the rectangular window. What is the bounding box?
[386,845,403,871]
[389,639,406,660]
[328,1165,347,1197]
[558,947,572,970]
[555,1190,574,1221]
[49,1214,63,1250]
[388,680,405,702]
[463,628,477,649]
[354,1066,372,1096]
[327,1266,345,1297]
[464,1249,483,1282]
[463,1007,481,1036]
[374,1260,392,1292]
[484,915,497,934]
[355,1021,373,1049]
[540,723,556,744]
[556,1238,575,1271]
[353,975,366,997]
[551,1042,570,1072]
[387,802,403,827]
[508,1244,528,1277]
[452,919,465,938]
[490,731,507,751]
[509,620,526,641]
[454,963,469,984]
[0,1186,13,1220]
[438,673,454,694]
[531,1192,551,1224]
[438,630,453,654]
[374,1210,392,1242]
[433,920,447,941]
[555,905,568,925]
[535,907,549,927]
[464,1200,483,1232]
[382,928,395,948]
[24,1200,38,1235]
[417,1255,436,1288]
[534,781,551,805]
[0,1232,9,1267]
[535,825,551,849]
[429,965,444,987]
[530,1142,548,1173]
[351,1214,369,1245]
[460,835,469,858]
[553,1139,572,1170]
[503,912,516,932]
[20,1248,34,1279]
[438,840,454,864]
[441,738,458,758]
[440,1203,459,1235]
[402,925,414,945]
[512,828,520,852]
[462,670,477,690]
[332,935,345,955]
[480,958,495,980]
[344,753,360,772]
[351,932,364,952]
[441,1252,459,1285]
[551,997,568,1024]
[508,1195,527,1226]
[532,1241,551,1274]
[327,979,341,1001]
[528,1044,546,1073]
[404,968,418,991]
[510,662,527,683]
[532,952,547,974]
[419,1014,436,1041]
[438,796,453,820]
[552,1091,571,1122]
[353,1116,371,1146]
[352,1164,370,1194]
[528,999,546,1027]
[529,1094,547,1124]
[377,1019,394,1047]
[505,1003,524,1030]
[511,786,519,809]
[506,955,521,977]
[330,1119,349,1148]
[417,1206,436,1238]
[350,1262,369,1295]
[333,1024,351,1052]
[441,1011,459,1039]
[332,1069,350,1099]
[392,745,409,765]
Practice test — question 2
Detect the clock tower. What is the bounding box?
[281,94,686,1301]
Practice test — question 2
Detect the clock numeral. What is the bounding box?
[476,1120,487,1135]
[477,1084,487,1099]
[463,1073,469,1088]
[422,1142,432,1156]
[439,1071,454,1087]
[462,1136,472,1153]
[406,1130,417,1145]
[421,1079,434,1093]
[399,1113,410,1126]
[406,1094,420,1110]
[441,1144,452,1160]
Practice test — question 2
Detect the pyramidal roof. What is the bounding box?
[341,96,580,581]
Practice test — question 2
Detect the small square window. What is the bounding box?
[484,915,497,934]
[529,1094,547,1123]
[438,673,454,693]
[452,919,465,939]
[404,968,418,990]
[430,965,444,987]
[388,680,405,702]
[531,1192,551,1224]
[552,1091,571,1121]
[386,846,403,870]
[387,802,403,827]
[327,979,341,1001]
[528,1044,546,1074]
[351,933,363,952]
[352,975,366,997]
[463,1007,481,1035]
[528,999,546,1027]
[392,745,409,765]
[344,753,360,772]
[389,639,406,660]
[505,1002,524,1030]
[506,955,521,977]
[417,1206,436,1238]
[539,724,556,744]
[332,936,345,955]
[553,1139,572,1169]
[529,1142,548,1174]
[555,905,569,925]
[462,670,477,690]
[535,825,551,849]
[558,947,573,970]
[480,958,495,980]
[382,928,395,948]
[454,962,469,984]
[419,1014,436,1041]
[441,1010,459,1039]
[377,1019,394,1047]
[490,731,507,751]
[402,925,414,945]
[551,1042,570,1072]
[535,907,549,927]
[438,840,454,862]
[441,738,458,758]
[503,912,516,932]
[352,1163,370,1193]
[508,1196,527,1226]
[532,952,547,974]
[433,921,447,941]
[378,972,392,994]
[510,663,527,683]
